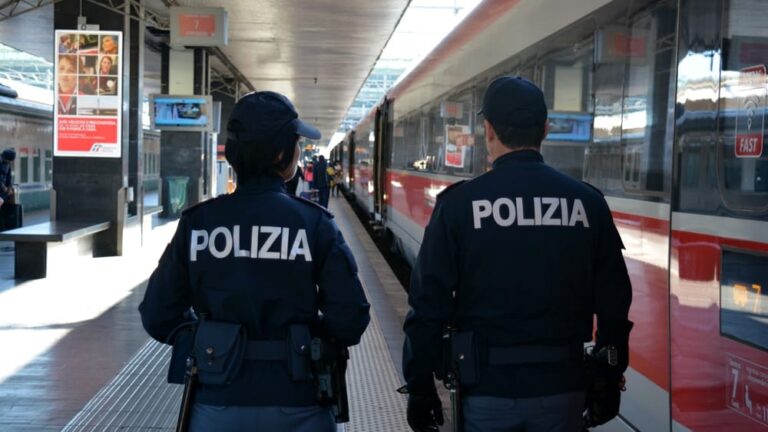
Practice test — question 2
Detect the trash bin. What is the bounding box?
[165,176,189,218]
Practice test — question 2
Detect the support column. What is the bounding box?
[127,6,145,220]
[159,47,210,218]
[53,0,142,256]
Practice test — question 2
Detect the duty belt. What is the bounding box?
[244,340,291,361]
[487,343,582,365]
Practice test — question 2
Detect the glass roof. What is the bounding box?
[0,43,53,91]
[334,0,482,145]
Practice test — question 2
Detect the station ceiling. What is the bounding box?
[0,0,411,143]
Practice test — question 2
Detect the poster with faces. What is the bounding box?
[54,30,122,157]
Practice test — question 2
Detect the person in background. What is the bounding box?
[332,161,343,197]
[326,162,336,198]
[286,164,304,196]
[0,149,15,210]
[313,155,330,208]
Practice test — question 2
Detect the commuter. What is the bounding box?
[285,164,304,196]
[313,155,330,208]
[0,149,18,233]
[325,163,336,198]
[332,161,343,197]
[402,76,633,432]
[139,91,370,432]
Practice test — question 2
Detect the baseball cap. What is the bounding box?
[478,76,547,131]
[228,91,321,142]
[1,149,15,161]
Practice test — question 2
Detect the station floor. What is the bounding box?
[0,196,411,431]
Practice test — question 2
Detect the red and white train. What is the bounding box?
[332,0,768,430]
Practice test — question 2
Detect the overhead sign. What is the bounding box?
[54,30,122,157]
[170,7,228,47]
[735,65,766,158]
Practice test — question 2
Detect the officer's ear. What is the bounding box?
[484,119,497,143]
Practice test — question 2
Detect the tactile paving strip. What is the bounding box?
[345,288,409,432]
[62,339,180,431]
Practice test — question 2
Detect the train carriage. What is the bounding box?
[349,0,768,430]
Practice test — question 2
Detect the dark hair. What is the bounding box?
[225,119,298,184]
[1,149,16,161]
[493,123,546,149]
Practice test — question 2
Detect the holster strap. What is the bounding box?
[487,344,578,365]
[245,340,288,361]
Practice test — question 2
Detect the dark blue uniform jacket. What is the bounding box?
[403,150,632,398]
[139,175,370,406]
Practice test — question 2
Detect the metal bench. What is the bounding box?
[0,221,110,279]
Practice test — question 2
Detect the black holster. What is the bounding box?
[583,346,622,428]
[310,338,350,423]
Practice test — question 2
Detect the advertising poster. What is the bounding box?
[444,125,470,168]
[54,30,122,157]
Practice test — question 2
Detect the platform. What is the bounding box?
[0,196,412,431]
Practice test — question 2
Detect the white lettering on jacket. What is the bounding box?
[190,225,312,262]
[472,197,590,229]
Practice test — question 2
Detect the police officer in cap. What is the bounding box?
[140,91,370,431]
[402,76,632,431]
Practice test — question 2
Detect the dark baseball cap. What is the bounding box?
[478,76,547,131]
[228,91,321,142]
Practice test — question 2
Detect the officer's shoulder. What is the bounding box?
[580,181,605,197]
[181,196,220,216]
[436,180,469,200]
[287,194,334,218]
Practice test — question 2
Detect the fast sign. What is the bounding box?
[734,65,766,158]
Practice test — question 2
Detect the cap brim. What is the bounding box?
[293,118,321,140]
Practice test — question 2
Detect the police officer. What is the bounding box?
[139,91,371,431]
[402,76,632,432]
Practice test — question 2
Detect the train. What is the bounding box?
[332,0,768,430]
[0,80,162,213]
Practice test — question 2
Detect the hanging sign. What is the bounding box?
[735,65,766,158]
[54,30,122,157]
[170,7,228,47]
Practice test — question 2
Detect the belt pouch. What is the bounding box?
[288,324,312,381]
[452,331,478,386]
[194,320,247,385]
[167,322,196,384]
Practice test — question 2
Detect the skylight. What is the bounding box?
[331,0,482,148]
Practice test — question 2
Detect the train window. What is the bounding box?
[19,148,28,184]
[716,0,768,215]
[587,1,677,201]
[32,148,41,183]
[44,150,52,183]
[620,3,676,199]
[437,89,474,178]
[394,116,422,172]
[720,249,768,351]
[540,43,594,181]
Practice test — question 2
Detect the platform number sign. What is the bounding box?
[726,354,768,427]
[734,65,766,158]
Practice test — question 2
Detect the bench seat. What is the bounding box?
[0,221,110,279]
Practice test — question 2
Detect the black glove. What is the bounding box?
[407,392,444,432]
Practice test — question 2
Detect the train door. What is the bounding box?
[347,131,356,190]
[373,99,393,224]
[671,0,768,430]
